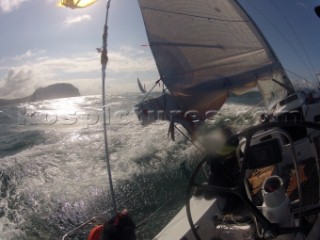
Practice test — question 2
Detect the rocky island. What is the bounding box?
[0,83,81,106]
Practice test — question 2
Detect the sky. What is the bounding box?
[0,0,320,99]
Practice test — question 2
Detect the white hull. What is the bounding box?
[155,197,255,240]
[155,197,320,240]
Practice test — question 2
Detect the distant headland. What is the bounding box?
[0,83,81,106]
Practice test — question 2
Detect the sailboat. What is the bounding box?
[134,0,320,240]
[60,1,320,239]
[137,78,147,94]
[134,0,294,138]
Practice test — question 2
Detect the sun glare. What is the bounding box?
[58,0,99,9]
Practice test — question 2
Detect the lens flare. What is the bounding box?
[58,0,98,9]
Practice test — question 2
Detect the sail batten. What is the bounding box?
[140,6,250,23]
[151,42,224,49]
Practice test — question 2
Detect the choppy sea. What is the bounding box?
[0,92,262,240]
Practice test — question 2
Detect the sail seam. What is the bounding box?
[141,6,249,23]
[157,48,270,79]
[151,42,223,49]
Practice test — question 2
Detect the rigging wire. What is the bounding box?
[270,0,319,88]
[101,0,118,215]
[61,181,185,239]
[138,78,162,104]
[174,125,204,154]
[61,211,110,240]
[135,189,182,228]
[285,68,319,89]
[244,0,318,87]
[233,99,265,125]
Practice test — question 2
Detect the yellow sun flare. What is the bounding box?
[58,0,98,9]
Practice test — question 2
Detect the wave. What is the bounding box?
[0,92,262,239]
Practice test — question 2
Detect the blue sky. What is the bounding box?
[0,0,320,99]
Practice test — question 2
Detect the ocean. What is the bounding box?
[0,92,262,240]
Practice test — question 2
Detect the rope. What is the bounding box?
[101,0,118,215]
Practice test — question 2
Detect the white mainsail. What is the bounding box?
[136,0,293,133]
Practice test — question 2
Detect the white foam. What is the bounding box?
[0,93,260,238]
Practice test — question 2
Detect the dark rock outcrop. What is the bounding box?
[29,83,81,101]
[0,83,81,106]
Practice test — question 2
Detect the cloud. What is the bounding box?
[0,66,35,99]
[108,47,157,73]
[0,0,29,13]
[14,49,47,61]
[0,53,100,99]
[63,14,92,27]
[0,47,157,99]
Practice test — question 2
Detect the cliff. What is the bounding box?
[0,83,81,106]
